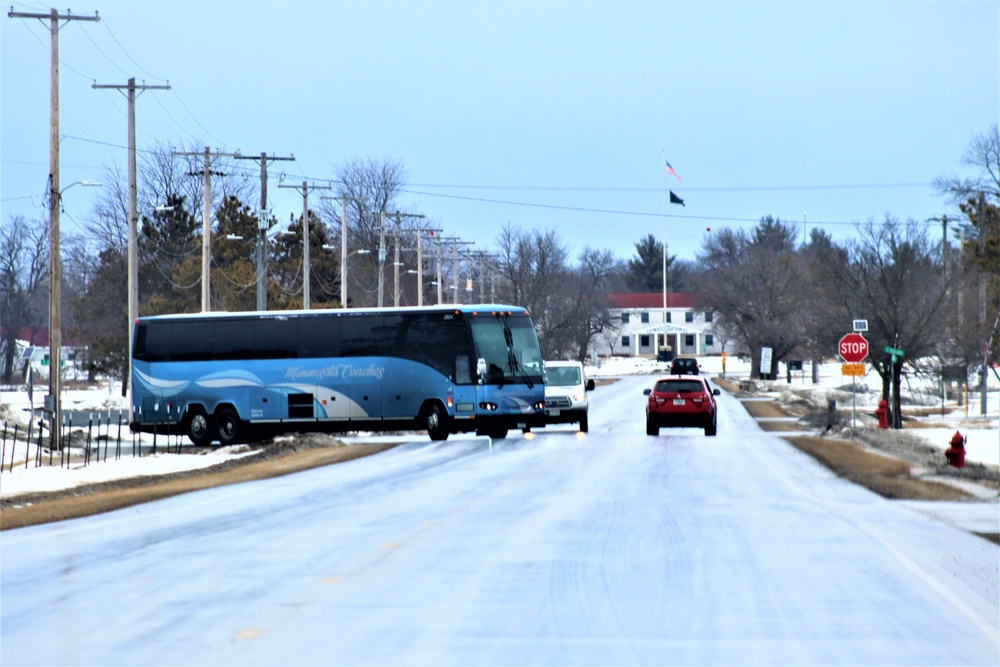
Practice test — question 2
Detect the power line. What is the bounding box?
[401,188,949,227]
[99,18,169,82]
[406,181,931,193]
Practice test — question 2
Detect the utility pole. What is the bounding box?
[399,227,442,307]
[92,77,170,410]
[388,212,425,307]
[279,181,331,310]
[414,228,442,307]
[320,195,364,309]
[444,238,474,305]
[10,7,100,453]
[470,251,495,302]
[435,235,444,305]
[234,153,295,311]
[978,191,988,416]
[172,147,240,311]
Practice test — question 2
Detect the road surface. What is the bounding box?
[2,376,998,665]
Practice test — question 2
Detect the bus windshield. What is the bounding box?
[470,313,543,384]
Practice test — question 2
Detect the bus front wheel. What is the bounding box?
[424,403,450,441]
[184,408,212,447]
[215,407,242,446]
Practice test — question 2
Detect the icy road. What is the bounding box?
[2,376,998,666]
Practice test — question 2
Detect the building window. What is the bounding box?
[621,335,630,348]
[685,312,694,323]
[641,312,649,323]
[705,334,714,347]
[621,313,630,324]
[640,335,650,347]
[666,312,672,323]
[705,311,713,323]
[685,334,695,347]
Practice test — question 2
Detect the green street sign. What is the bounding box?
[884,346,905,357]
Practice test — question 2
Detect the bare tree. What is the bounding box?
[141,139,258,218]
[934,124,1000,206]
[835,217,952,428]
[798,227,851,380]
[319,156,408,307]
[1,216,49,383]
[494,224,571,358]
[86,161,129,251]
[696,219,807,378]
[566,247,618,360]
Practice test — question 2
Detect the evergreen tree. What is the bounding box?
[625,233,684,292]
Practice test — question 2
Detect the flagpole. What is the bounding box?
[661,147,685,360]
[661,147,668,359]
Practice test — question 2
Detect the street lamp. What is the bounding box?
[49,179,102,452]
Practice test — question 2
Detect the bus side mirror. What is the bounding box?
[476,358,487,383]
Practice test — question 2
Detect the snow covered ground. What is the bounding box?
[1,355,996,501]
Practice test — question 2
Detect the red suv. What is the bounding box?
[643,375,720,436]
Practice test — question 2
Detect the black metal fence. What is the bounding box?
[1,409,188,474]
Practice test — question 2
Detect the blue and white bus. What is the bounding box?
[130,305,546,445]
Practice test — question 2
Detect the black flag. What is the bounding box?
[669,190,685,206]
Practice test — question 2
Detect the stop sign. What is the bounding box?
[839,333,869,363]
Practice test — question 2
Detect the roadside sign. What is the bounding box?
[884,345,905,358]
[760,346,772,369]
[853,319,868,332]
[839,333,869,363]
[841,363,866,376]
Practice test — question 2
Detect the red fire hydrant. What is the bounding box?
[945,431,966,468]
[875,400,889,429]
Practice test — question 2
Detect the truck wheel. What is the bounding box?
[424,403,450,441]
[183,408,212,447]
[215,407,242,446]
[579,414,589,433]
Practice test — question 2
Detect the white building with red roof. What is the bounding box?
[599,292,726,359]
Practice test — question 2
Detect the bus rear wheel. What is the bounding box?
[215,407,242,446]
[424,403,450,441]
[184,408,212,447]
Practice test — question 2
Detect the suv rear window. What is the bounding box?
[655,380,706,394]
[670,358,698,374]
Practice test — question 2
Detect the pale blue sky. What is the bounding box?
[3,0,998,263]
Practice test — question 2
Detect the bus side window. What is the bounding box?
[133,324,148,359]
[455,355,471,384]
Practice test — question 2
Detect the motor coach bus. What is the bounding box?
[130,305,546,445]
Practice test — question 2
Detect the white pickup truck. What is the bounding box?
[543,360,595,432]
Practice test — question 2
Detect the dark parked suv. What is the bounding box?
[669,357,700,375]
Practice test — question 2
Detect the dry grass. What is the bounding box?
[1,442,397,531]
[782,435,973,501]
